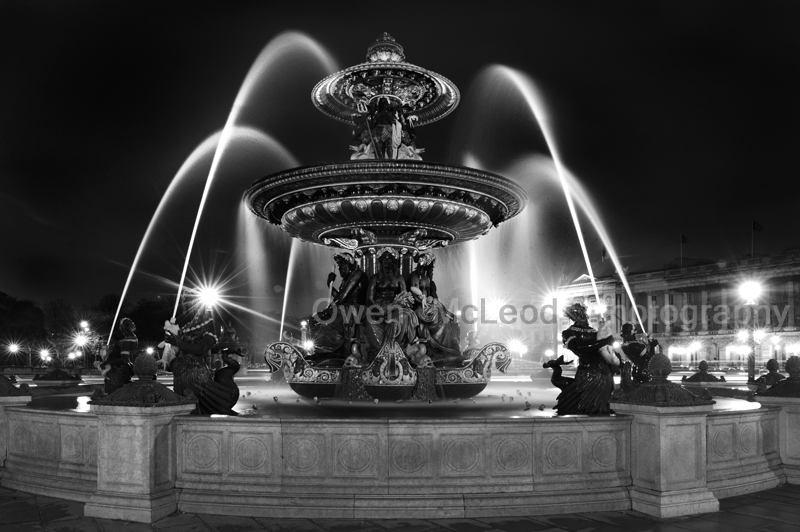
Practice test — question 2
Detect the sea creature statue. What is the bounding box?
[542,355,575,390]
[97,317,136,394]
[552,303,619,415]
[682,360,726,383]
[196,348,240,415]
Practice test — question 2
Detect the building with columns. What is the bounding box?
[556,250,800,368]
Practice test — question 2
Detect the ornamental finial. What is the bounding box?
[367,32,405,63]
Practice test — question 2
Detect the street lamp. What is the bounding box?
[738,280,763,383]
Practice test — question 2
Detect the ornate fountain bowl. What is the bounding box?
[246,160,527,252]
[311,32,460,127]
[434,342,511,399]
[266,343,341,399]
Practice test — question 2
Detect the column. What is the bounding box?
[664,291,674,334]
[646,291,655,334]
[681,291,690,333]
[720,288,729,332]
[700,290,709,334]
[786,282,796,331]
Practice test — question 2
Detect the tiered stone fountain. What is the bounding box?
[249,33,521,401]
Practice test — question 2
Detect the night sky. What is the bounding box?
[2,0,799,311]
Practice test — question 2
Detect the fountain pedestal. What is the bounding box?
[84,401,194,522]
[610,351,719,518]
[84,356,196,523]
[611,402,719,518]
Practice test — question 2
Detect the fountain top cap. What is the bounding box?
[312,34,460,126]
[367,33,405,63]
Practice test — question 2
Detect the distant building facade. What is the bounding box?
[556,251,800,368]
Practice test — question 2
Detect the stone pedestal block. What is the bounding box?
[611,402,719,518]
[84,403,194,523]
[757,397,800,484]
[0,396,31,472]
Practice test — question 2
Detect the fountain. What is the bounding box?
[250,33,520,401]
[1,32,796,524]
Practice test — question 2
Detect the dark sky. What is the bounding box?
[2,0,799,310]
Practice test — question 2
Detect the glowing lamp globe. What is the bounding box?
[739,281,762,305]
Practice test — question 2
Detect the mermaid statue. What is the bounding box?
[552,303,620,415]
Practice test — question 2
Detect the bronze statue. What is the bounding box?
[409,253,462,366]
[307,252,369,360]
[366,249,418,354]
[164,310,215,403]
[682,359,726,383]
[368,248,407,307]
[552,303,619,415]
[754,359,786,391]
[349,97,423,161]
[543,354,575,390]
[98,317,136,394]
[618,323,655,393]
[196,348,240,415]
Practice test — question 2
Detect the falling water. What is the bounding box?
[486,65,646,333]
[108,126,296,342]
[173,31,338,318]
[107,132,220,343]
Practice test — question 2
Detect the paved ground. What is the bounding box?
[1,483,799,532]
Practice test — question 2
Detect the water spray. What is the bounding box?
[494,66,647,334]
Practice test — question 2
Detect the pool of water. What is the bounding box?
[22,375,759,416]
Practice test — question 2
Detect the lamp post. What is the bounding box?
[739,280,763,383]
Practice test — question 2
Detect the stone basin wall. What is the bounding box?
[174,416,631,518]
[0,402,794,520]
[706,406,783,498]
[2,407,98,501]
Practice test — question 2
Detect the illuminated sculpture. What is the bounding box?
[254,34,522,400]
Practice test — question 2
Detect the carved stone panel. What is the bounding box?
[231,433,273,477]
[283,432,327,477]
[440,433,485,478]
[183,431,223,474]
[332,433,381,479]
[390,434,433,479]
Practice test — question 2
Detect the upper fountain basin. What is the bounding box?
[246,160,527,252]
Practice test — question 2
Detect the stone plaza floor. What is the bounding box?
[1,483,799,532]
